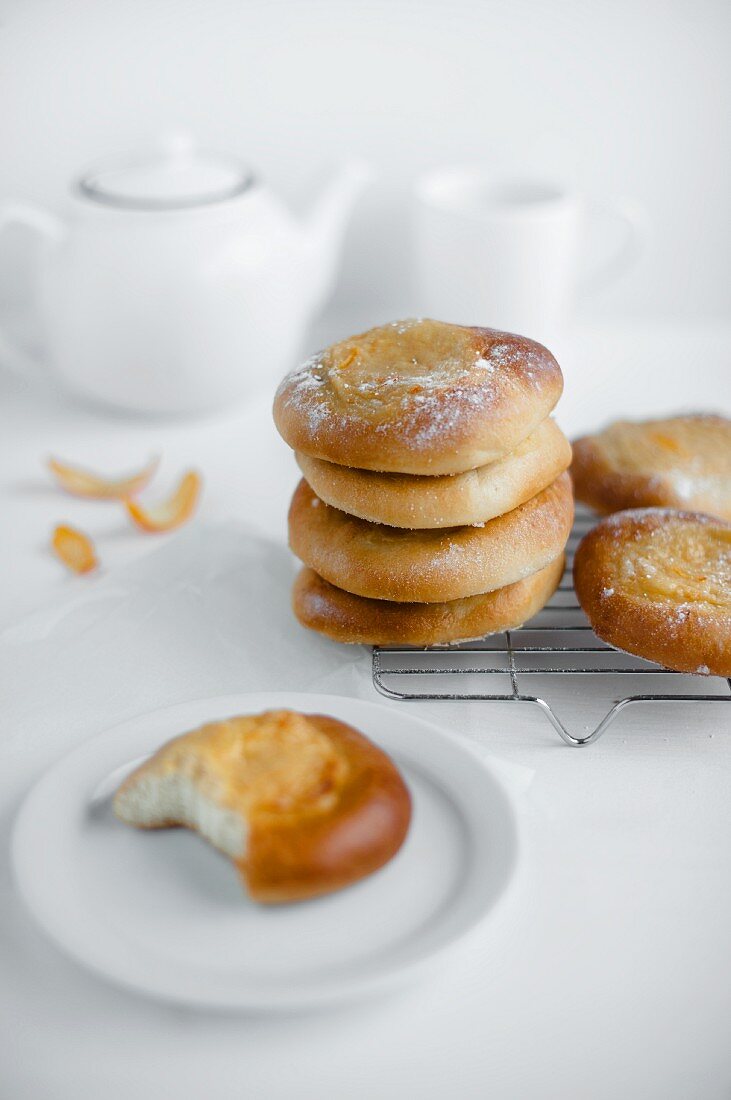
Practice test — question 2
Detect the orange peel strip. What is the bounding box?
[48,455,159,500]
[52,525,98,574]
[126,471,202,533]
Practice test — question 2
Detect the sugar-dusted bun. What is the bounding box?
[572,413,731,520]
[114,710,411,904]
[274,319,563,475]
[293,556,564,646]
[573,508,731,676]
[289,473,573,603]
[296,418,571,529]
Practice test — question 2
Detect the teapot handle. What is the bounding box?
[0,203,66,376]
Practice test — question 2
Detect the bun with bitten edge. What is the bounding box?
[114,709,412,904]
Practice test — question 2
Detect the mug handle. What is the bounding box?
[0,202,66,376]
[581,197,645,294]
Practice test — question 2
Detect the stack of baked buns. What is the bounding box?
[273,319,574,646]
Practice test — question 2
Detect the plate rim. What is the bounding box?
[11,690,519,1010]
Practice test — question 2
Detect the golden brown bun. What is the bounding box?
[573,508,731,677]
[572,414,731,520]
[114,710,411,904]
[289,473,573,603]
[293,556,565,646]
[296,418,572,530]
[274,319,564,475]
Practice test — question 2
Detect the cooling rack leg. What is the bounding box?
[372,651,731,747]
[527,697,631,746]
[529,695,731,746]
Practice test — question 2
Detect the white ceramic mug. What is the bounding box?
[414,169,643,345]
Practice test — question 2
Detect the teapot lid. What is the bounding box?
[76,135,254,210]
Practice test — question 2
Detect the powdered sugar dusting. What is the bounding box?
[592,509,731,620]
[473,356,496,373]
[276,318,558,454]
[602,507,715,528]
[672,474,695,501]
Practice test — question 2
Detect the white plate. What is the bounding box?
[11,692,518,1010]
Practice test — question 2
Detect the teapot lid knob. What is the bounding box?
[160,129,196,160]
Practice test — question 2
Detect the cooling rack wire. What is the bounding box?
[372,507,731,746]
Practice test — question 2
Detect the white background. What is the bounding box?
[1,0,730,322]
[1,5,731,1099]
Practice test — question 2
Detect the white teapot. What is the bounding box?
[0,139,370,414]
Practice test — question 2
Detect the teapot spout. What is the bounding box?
[304,161,372,313]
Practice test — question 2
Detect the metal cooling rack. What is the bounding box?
[372,507,731,746]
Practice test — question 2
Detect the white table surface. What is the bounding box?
[1,317,731,1100]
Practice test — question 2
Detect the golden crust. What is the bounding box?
[274,319,564,475]
[293,557,565,646]
[296,418,572,529]
[573,509,731,677]
[246,713,411,902]
[571,414,731,520]
[288,473,574,603]
[115,710,411,904]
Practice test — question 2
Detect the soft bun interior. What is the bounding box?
[114,771,248,860]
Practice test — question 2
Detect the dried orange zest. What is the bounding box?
[649,433,686,455]
[48,455,159,500]
[337,348,359,371]
[126,471,202,533]
[52,525,98,574]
